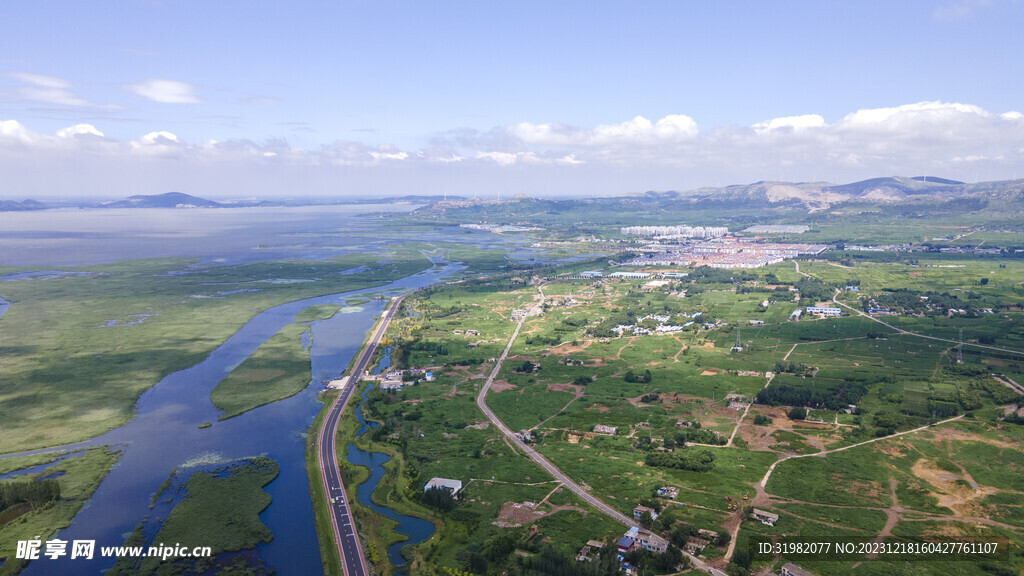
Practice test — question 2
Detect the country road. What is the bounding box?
[316,293,408,576]
[475,286,729,576]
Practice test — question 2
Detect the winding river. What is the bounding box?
[15,259,460,576]
[348,349,436,570]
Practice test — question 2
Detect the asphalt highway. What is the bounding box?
[316,294,408,576]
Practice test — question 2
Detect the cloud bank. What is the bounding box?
[2,101,1023,199]
[127,79,201,104]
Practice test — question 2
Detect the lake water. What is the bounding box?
[16,261,461,575]
[0,205,421,267]
[0,205,561,575]
[0,205,533,267]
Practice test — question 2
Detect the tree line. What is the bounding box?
[0,479,61,510]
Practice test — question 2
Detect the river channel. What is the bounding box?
[347,348,436,571]
[17,259,461,576]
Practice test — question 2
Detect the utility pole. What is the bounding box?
[957,329,964,364]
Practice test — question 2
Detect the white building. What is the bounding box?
[806,306,841,317]
[424,477,463,496]
[608,271,651,279]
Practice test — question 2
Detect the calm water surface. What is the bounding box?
[347,350,436,569]
[0,207,551,575]
[16,260,461,575]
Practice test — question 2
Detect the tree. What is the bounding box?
[640,510,654,528]
[787,406,807,420]
[422,486,456,512]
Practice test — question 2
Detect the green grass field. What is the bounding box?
[122,457,279,575]
[0,447,121,576]
[0,253,432,453]
[210,322,312,419]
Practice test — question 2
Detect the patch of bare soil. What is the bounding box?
[548,339,595,355]
[923,523,970,540]
[494,501,546,527]
[700,368,721,376]
[910,458,997,517]
[873,440,910,459]
[548,504,588,516]
[490,379,516,393]
[739,423,779,452]
[829,474,887,506]
[547,382,583,395]
[586,403,609,413]
[465,421,491,430]
[928,427,1020,450]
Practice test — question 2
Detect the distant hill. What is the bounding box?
[910,176,964,185]
[99,192,224,208]
[675,176,1024,211]
[0,199,48,212]
[415,176,1024,219]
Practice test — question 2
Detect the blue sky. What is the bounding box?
[2,1,1023,199]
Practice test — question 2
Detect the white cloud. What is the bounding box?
[5,72,106,107]
[369,145,409,161]
[510,114,698,147]
[752,114,827,134]
[140,131,180,144]
[0,119,36,144]
[836,101,989,132]
[9,72,70,89]
[475,151,520,166]
[56,124,104,139]
[128,79,200,104]
[4,100,1024,199]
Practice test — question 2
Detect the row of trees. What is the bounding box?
[773,361,814,376]
[755,382,866,411]
[674,430,727,446]
[644,449,715,472]
[624,369,653,383]
[0,479,61,510]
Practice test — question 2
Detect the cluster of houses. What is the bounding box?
[615,525,669,557]
[611,311,702,336]
[569,270,692,281]
[379,368,434,391]
[656,486,679,499]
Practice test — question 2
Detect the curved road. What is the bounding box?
[475,287,728,576]
[316,294,408,576]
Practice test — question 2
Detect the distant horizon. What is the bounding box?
[6,173,1023,205]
